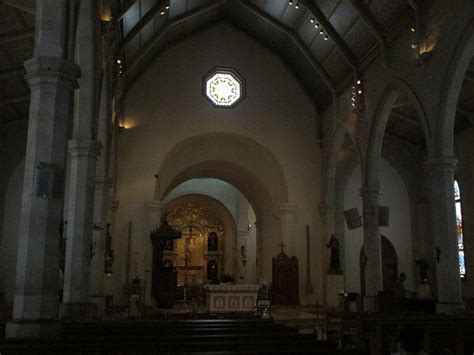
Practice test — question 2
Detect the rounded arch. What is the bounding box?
[437,18,474,157]
[155,132,289,218]
[366,79,431,187]
[155,133,289,281]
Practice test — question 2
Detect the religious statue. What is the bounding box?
[327,234,342,274]
[415,258,430,283]
[208,232,218,252]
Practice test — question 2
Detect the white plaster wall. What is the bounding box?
[1,160,24,302]
[343,158,414,293]
[163,179,242,221]
[115,22,321,304]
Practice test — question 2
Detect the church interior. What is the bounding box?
[0,0,474,353]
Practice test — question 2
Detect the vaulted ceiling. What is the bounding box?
[116,0,411,109]
[0,0,472,142]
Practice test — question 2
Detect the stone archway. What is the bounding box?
[437,19,474,157]
[366,79,431,189]
[155,132,290,281]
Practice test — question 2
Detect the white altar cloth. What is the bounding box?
[205,285,260,313]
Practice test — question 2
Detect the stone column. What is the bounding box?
[425,157,464,314]
[144,200,163,305]
[360,186,382,312]
[60,139,100,319]
[6,56,80,337]
[88,176,110,316]
[278,203,296,256]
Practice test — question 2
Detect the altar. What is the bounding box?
[205,285,260,313]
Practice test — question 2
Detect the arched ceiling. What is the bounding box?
[116,0,411,110]
[1,0,471,136]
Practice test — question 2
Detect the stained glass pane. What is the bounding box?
[454,180,460,200]
[206,72,241,107]
[454,180,466,278]
[459,251,466,277]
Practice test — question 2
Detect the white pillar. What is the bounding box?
[144,201,162,305]
[278,203,296,256]
[60,139,100,319]
[360,186,382,312]
[425,157,464,314]
[6,56,80,337]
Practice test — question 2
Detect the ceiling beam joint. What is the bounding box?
[299,0,358,77]
[119,0,166,52]
[349,0,389,67]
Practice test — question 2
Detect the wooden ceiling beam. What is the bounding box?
[0,94,29,107]
[299,0,358,75]
[119,0,166,52]
[117,0,137,21]
[0,29,35,45]
[125,0,227,77]
[238,0,335,95]
[349,0,388,67]
[0,67,25,80]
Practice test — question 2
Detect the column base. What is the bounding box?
[436,301,465,315]
[59,302,97,320]
[326,274,344,310]
[363,296,377,312]
[5,319,59,338]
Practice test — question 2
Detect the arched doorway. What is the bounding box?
[360,235,398,295]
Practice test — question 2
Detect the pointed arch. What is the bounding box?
[437,19,474,157]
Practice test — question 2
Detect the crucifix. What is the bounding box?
[180,226,200,308]
[279,241,286,253]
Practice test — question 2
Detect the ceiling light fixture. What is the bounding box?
[319,29,324,35]
[314,23,320,28]
[324,35,328,41]
[310,18,315,23]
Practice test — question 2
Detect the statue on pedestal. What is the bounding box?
[327,234,342,274]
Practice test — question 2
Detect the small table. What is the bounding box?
[205,284,260,313]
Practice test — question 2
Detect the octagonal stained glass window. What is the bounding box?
[204,68,245,108]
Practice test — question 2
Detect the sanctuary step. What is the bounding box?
[0,318,354,354]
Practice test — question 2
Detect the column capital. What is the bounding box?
[24,56,81,88]
[68,139,102,158]
[145,200,163,211]
[425,157,457,173]
[277,203,296,214]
